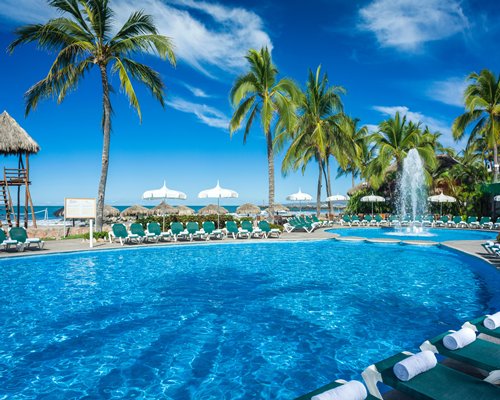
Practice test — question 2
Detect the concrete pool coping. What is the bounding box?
[1,226,499,270]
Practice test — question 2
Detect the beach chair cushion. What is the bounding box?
[294,380,377,400]
[466,316,500,339]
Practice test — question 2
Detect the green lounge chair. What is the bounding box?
[351,215,361,226]
[373,214,387,226]
[109,223,140,245]
[479,217,493,229]
[294,379,377,400]
[361,214,373,226]
[422,215,434,227]
[186,221,204,241]
[225,221,249,239]
[147,222,171,241]
[434,215,449,227]
[341,215,352,226]
[466,216,479,228]
[170,222,189,241]
[362,351,500,400]
[448,215,463,227]
[420,330,500,383]
[0,229,24,251]
[463,316,500,339]
[258,220,281,238]
[400,215,410,226]
[241,220,263,238]
[389,215,400,226]
[130,222,158,243]
[9,227,44,249]
[202,221,224,240]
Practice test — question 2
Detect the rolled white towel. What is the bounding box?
[484,312,500,330]
[311,381,367,400]
[393,351,437,382]
[443,328,476,350]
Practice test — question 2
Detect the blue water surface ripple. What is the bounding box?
[0,241,498,399]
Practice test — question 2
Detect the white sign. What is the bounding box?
[64,198,96,219]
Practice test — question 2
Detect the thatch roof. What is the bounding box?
[151,201,178,215]
[0,111,40,155]
[198,204,228,215]
[236,203,261,215]
[176,205,195,216]
[121,204,151,217]
[265,204,290,213]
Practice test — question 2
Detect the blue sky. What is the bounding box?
[0,0,499,206]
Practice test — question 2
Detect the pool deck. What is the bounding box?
[1,227,499,270]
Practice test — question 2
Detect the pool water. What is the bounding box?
[328,227,498,242]
[0,242,499,399]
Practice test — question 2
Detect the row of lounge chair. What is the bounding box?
[296,313,500,400]
[284,216,330,233]
[340,214,497,229]
[109,220,281,245]
[0,227,44,252]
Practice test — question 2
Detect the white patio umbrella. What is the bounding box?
[326,194,350,215]
[198,180,239,226]
[360,193,385,216]
[286,188,312,212]
[142,181,187,230]
[428,193,456,215]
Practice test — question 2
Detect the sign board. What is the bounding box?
[64,198,96,219]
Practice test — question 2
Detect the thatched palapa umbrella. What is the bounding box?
[265,204,289,214]
[121,205,151,218]
[236,203,261,215]
[176,205,195,216]
[198,204,228,215]
[152,201,179,216]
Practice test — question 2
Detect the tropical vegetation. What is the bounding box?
[8,0,175,230]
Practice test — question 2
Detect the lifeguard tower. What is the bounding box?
[0,111,40,228]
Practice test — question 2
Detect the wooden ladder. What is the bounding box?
[0,182,14,227]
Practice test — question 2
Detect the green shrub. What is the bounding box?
[136,214,236,230]
[269,223,283,232]
[83,231,109,240]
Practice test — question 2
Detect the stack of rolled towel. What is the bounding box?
[311,380,367,400]
[484,311,500,330]
[443,327,476,350]
[393,351,437,382]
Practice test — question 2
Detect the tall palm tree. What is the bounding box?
[8,0,175,230]
[366,112,436,189]
[280,66,346,216]
[229,47,299,212]
[336,117,370,188]
[452,69,500,181]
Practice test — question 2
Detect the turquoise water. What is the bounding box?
[0,241,498,399]
[328,227,498,242]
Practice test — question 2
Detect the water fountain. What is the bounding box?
[395,148,429,235]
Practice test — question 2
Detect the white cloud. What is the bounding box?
[359,0,468,51]
[427,77,467,107]
[167,97,229,129]
[0,0,272,78]
[183,83,211,98]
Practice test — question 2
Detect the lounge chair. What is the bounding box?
[400,215,410,227]
[362,351,500,400]
[481,241,500,255]
[361,215,372,226]
[258,220,281,238]
[170,222,189,241]
[466,216,480,228]
[420,330,500,383]
[294,379,376,400]
[351,215,361,226]
[479,217,493,229]
[108,223,141,245]
[434,215,449,227]
[130,222,158,243]
[202,221,224,240]
[388,215,400,227]
[463,315,500,339]
[493,218,500,230]
[241,220,264,238]
[422,215,434,227]
[225,221,249,239]
[9,227,44,250]
[0,229,24,251]
[147,222,172,241]
[448,215,464,228]
[340,215,352,226]
[185,221,204,241]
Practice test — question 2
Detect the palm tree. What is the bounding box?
[452,69,500,181]
[366,112,436,189]
[280,66,346,216]
[229,47,299,212]
[8,0,175,230]
[336,117,370,188]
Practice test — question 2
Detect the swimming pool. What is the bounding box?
[328,227,498,242]
[0,242,498,399]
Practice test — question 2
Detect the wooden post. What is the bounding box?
[26,153,37,228]
[16,154,21,227]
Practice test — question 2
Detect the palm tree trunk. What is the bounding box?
[316,158,322,217]
[266,129,275,221]
[96,64,112,231]
[493,116,499,182]
[323,157,333,217]
[352,172,355,188]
